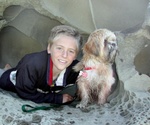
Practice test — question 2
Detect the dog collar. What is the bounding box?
[79,67,96,78]
[84,67,96,70]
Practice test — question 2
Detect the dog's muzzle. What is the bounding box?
[108,42,118,53]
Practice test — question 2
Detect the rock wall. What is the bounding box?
[0,5,62,67]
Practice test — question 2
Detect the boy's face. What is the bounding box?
[47,35,77,73]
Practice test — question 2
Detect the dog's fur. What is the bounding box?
[74,29,118,108]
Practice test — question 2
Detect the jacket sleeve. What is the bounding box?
[15,60,63,104]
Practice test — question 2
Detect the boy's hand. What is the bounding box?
[62,94,73,103]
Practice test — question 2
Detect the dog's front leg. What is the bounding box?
[98,83,111,105]
[76,81,90,108]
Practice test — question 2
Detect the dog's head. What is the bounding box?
[83,29,118,63]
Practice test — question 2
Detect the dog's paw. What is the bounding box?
[98,99,106,105]
[76,103,87,109]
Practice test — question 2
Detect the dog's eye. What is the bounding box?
[104,39,107,46]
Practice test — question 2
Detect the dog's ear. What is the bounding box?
[83,36,100,56]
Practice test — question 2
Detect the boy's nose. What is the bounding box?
[62,50,68,57]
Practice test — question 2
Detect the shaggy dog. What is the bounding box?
[74,29,118,108]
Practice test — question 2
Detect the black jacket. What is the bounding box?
[1,50,79,104]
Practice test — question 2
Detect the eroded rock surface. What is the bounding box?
[0,1,150,125]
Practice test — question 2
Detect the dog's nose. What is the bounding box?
[107,41,117,50]
[109,42,118,51]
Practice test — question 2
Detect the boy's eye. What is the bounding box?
[56,47,62,50]
[69,50,75,54]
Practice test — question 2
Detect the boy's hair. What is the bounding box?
[48,25,82,52]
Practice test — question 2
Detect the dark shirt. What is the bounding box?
[0,50,79,104]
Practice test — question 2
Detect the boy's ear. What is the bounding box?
[47,44,51,54]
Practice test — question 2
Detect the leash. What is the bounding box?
[22,104,61,112]
[22,84,78,112]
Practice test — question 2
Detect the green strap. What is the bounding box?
[22,84,77,112]
[22,104,60,112]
